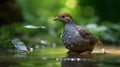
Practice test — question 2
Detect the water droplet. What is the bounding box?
[29,48,33,52]
[101,48,105,53]
[71,58,74,61]
[77,58,80,61]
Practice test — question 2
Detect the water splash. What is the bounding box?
[11,38,28,51]
[29,47,34,52]
[101,48,106,53]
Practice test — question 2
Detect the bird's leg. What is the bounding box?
[67,50,78,54]
[67,50,92,57]
[79,51,91,56]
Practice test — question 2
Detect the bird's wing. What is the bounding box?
[76,26,103,46]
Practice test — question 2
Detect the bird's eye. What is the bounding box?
[61,16,65,18]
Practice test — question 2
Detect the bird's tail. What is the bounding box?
[97,40,104,47]
[97,40,106,53]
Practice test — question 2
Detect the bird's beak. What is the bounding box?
[54,17,59,20]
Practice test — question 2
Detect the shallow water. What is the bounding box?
[0,47,120,67]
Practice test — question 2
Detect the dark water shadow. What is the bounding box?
[61,53,120,67]
[62,54,97,67]
[0,52,120,67]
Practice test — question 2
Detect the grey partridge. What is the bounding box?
[54,12,103,55]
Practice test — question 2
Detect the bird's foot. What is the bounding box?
[67,50,92,57]
[79,51,91,57]
[67,50,77,54]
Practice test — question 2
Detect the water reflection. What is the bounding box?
[0,51,120,67]
[0,61,19,67]
[62,54,97,67]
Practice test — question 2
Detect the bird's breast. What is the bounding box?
[62,28,83,49]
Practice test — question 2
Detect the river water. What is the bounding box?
[0,46,120,67]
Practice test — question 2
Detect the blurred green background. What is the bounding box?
[0,0,120,50]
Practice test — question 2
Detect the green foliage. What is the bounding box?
[79,0,120,22]
[0,0,120,50]
[85,23,120,44]
[100,22,120,44]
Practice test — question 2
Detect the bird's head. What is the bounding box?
[54,12,73,23]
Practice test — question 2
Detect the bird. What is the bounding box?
[54,12,103,56]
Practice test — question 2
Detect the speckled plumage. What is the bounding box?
[54,12,103,54]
